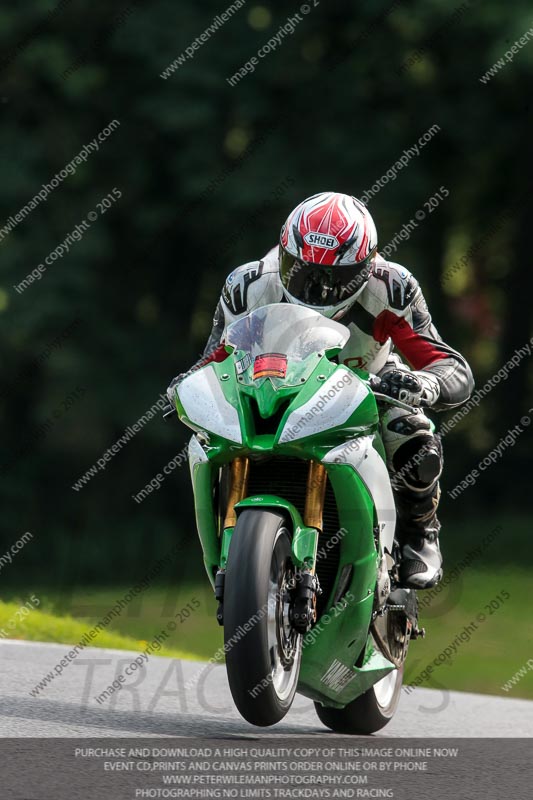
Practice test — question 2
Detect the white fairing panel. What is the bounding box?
[323,435,396,553]
[178,367,242,444]
[278,368,368,443]
[188,434,209,482]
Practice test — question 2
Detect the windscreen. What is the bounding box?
[226,303,349,359]
[225,303,350,386]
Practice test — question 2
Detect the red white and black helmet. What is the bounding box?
[279,192,378,319]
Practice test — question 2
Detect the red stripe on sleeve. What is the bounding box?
[373,310,449,370]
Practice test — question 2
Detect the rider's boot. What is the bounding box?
[380,401,444,589]
[394,482,443,589]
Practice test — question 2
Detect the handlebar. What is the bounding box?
[371,392,418,413]
[162,402,176,420]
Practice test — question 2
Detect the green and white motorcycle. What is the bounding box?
[168,303,424,733]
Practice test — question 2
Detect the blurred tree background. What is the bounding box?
[0,0,532,590]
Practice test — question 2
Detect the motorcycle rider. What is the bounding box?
[167,192,474,589]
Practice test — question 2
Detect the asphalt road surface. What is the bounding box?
[1,640,531,737]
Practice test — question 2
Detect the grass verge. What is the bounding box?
[0,599,197,661]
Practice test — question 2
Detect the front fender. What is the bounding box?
[234,495,319,569]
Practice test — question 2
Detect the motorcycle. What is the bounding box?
[167,302,424,733]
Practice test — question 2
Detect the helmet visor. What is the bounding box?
[280,251,372,307]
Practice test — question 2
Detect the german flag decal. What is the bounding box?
[253,353,288,380]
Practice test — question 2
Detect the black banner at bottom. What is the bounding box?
[0,738,530,799]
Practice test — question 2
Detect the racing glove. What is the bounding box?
[371,369,440,407]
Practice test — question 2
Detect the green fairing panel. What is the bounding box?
[190,457,219,589]
[299,628,395,708]
[295,463,394,706]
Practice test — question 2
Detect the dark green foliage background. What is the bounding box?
[0,0,532,584]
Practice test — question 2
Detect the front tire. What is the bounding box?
[315,664,404,734]
[224,509,302,726]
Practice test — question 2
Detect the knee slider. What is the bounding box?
[393,435,443,489]
[417,446,442,485]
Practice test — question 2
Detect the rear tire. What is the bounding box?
[224,509,301,726]
[315,664,404,734]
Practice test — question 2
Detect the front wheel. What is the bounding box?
[224,509,302,726]
[315,664,404,734]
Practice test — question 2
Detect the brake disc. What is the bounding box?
[371,607,412,668]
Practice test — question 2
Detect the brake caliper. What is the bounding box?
[289,570,321,633]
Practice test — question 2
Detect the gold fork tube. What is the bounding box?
[223,457,250,530]
[304,460,327,531]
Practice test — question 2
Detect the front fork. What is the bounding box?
[289,460,326,632]
[215,457,249,624]
[215,458,327,632]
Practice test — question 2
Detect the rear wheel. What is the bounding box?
[224,509,302,726]
[314,663,404,734]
